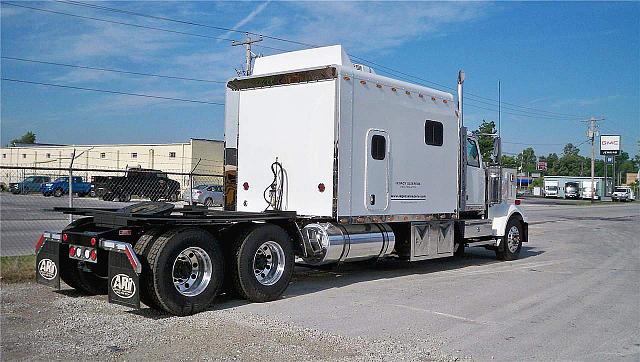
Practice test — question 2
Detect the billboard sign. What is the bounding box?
[537,161,547,171]
[600,135,620,155]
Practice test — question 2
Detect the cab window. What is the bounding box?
[467,139,480,167]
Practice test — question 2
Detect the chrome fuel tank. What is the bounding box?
[301,223,395,265]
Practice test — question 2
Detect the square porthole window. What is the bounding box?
[424,120,443,146]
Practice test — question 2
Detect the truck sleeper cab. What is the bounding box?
[35,46,529,316]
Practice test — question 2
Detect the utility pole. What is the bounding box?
[584,117,604,203]
[232,33,263,76]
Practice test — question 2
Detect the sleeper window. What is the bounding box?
[467,139,480,167]
[424,120,443,146]
[371,135,386,160]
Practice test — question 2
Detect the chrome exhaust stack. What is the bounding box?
[300,223,395,265]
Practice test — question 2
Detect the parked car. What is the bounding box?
[9,176,51,194]
[101,168,180,202]
[611,186,635,202]
[183,184,224,206]
[41,176,92,197]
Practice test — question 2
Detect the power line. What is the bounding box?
[2,2,238,42]
[56,0,317,48]
[1,77,224,105]
[12,0,590,119]
[2,56,226,84]
[465,103,583,121]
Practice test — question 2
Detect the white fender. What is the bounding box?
[488,202,528,237]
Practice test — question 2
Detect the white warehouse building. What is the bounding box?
[0,138,224,189]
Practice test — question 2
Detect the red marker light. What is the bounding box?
[69,246,76,257]
[62,233,68,242]
[35,234,45,253]
[243,182,249,191]
[318,183,326,193]
[515,199,521,205]
[90,249,97,261]
[90,237,97,246]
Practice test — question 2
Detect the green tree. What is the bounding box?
[475,120,496,163]
[563,143,580,156]
[501,154,518,168]
[9,131,36,146]
[517,147,537,173]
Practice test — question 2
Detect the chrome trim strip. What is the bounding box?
[99,239,142,274]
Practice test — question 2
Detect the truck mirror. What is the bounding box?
[493,137,502,163]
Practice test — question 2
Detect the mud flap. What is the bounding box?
[36,240,61,289]
[108,251,140,309]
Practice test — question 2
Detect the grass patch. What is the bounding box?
[1,255,36,283]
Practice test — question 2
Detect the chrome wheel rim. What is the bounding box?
[507,225,521,253]
[172,247,212,296]
[253,241,285,286]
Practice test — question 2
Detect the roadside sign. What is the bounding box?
[531,172,541,178]
[537,161,547,171]
[605,156,614,164]
[600,135,620,155]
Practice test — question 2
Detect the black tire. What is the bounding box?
[496,218,523,261]
[89,190,96,198]
[60,254,108,295]
[146,228,224,316]
[169,192,178,202]
[204,198,213,207]
[228,224,294,303]
[133,229,165,310]
[102,193,114,201]
[53,188,63,197]
[117,193,131,202]
[77,192,87,197]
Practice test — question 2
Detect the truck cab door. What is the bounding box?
[365,129,390,211]
[465,137,485,209]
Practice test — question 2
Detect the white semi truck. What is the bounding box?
[35,46,529,316]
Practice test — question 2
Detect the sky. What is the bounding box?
[1,1,639,158]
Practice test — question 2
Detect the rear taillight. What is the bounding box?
[62,233,68,242]
[90,249,97,261]
[35,234,45,253]
[69,246,76,257]
[90,237,97,246]
[515,199,521,205]
[318,183,326,192]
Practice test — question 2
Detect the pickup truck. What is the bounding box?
[611,186,635,202]
[10,176,51,194]
[42,176,92,197]
[101,168,180,202]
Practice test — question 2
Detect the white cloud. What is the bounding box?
[218,1,271,41]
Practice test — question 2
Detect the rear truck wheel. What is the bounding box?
[77,192,87,197]
[133,229,165,310]
[60,254,108,295]
[228,224,294,303]
[53,188,63,197]
[204,198,214,207]
[496,218,523,261]
[89,190,96,198]
[146,228,224,316]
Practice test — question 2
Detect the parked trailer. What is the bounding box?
[35,46,529,316]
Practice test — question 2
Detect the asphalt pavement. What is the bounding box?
[1,201,639,360]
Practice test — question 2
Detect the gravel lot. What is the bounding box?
[2,202,639,361]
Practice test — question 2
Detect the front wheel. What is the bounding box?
[228,224,294,303]
[53,188,63,197]
[496,218,523,261]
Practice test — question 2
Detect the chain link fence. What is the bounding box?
[0,165,223,256]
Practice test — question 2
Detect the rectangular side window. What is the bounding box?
[131,153,138,159]
[467,139,480,167]
[100,153,106,159]
[371,135,386,160]
[424,120,443,146]
[169,152,176,158]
